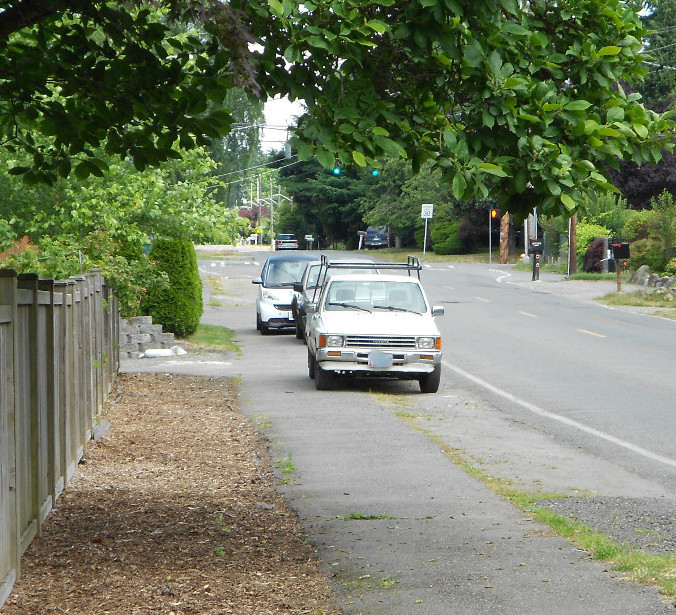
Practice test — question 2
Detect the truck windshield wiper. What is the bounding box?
[328,302,371,312]
[373,304,422,315]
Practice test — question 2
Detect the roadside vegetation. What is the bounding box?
[392,411,676,605]
[184,324,240,354]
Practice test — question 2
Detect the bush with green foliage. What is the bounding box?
[431,221,461,255]
[629,238,668,273]
[666,257,676,276]
[622,209,653,242]
[576,222,611,268]
[141,238,203,337]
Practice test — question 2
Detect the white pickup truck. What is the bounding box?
[305,257,444,393]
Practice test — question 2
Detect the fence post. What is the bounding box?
[0,270,20,603]
[52,280,68,501]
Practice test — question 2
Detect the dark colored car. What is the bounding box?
[365,226,389,249]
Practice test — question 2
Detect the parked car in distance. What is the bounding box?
[252,253,320,334]
[274,233,299,250]
[291,258,377,340]
[364,226,388,249]
[305,257,444,393]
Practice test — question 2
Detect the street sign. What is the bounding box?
[421,203,434,219]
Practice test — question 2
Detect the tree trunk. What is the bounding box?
[569,214,578,274]
[500,212,510,264]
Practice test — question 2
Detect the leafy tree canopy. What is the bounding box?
[2,0,675,222]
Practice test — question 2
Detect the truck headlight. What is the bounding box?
[325,335,345,347]
[417,336,437,350]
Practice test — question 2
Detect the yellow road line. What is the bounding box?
[577,328,606,338]
[475,296,490,303]
[519,311,538,318]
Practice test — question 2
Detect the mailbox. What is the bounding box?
[611,242,630,260]
[529,239,544,255]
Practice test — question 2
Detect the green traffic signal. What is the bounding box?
[333,166,341,175]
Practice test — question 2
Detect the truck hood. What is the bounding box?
[320,310,441,337]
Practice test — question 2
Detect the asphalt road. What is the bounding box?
[126,247,675,614]
[419,261,676,494]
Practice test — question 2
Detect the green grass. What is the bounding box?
[336,513,398,520]
[184,323,240,353]
[394,411,676,604]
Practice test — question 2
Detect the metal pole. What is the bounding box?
[423,218,428,254]
[489,210,492,264]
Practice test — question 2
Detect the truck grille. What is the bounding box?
[345,335,417,349]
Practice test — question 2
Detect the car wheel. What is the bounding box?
[256,313,261,331]
[419,365,441,394]
[260,319,270,335]
[295,319,304,339]
[308,349,315,379]
[314,358,335,390]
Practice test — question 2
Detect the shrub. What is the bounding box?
[622,209,653,242]
[583,237,606,273]
[431,221,461,255]
[629,238,667,273]
[666,257,676,276]
[141,238,203,337]
[576,222,610,267]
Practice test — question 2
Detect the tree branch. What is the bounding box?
[0,0,65,41]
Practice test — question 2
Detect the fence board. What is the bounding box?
[0,269,119,609]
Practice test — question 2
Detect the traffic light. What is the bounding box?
[332,159,342,175]
[490,208,501,219]
[371,168,380,176]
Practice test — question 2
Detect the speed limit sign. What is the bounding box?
[421,203,434,219]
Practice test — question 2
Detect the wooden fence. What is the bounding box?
[0,268,119,609]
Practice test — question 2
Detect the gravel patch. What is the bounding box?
[536,496,676,556]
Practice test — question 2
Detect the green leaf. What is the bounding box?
[268,0,284,17]
[478,162,508,177]
[564,100,592,111]
[597,46,621,57]
[518,113,540,123]
[503,76,526,89]
[606,107,624,122]
[352,150,366,166]
[560,193,576,211]
[464,39,484,68]
[547,179,561,196]
[315,148,335,169]
[296,142,314,161]
[366,19,389,34]
[452,172,467,200]
[633,123,648,139]
[374,135,407,158]
[501,23,530,36]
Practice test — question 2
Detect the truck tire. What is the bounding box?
[314,358,335,390]
[308,349,315,379]
[419,365,441,393]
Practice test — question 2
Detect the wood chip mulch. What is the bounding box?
[2,372,340,615]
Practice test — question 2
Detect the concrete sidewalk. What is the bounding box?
[121,262,674,614]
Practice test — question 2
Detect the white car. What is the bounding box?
[253,253,320,334]
[305,266,444,393]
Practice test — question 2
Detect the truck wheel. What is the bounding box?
[419,365,441,394]
[308,349,315,379]
[314,359,335,390]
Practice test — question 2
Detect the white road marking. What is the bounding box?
[442,359,676,468]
